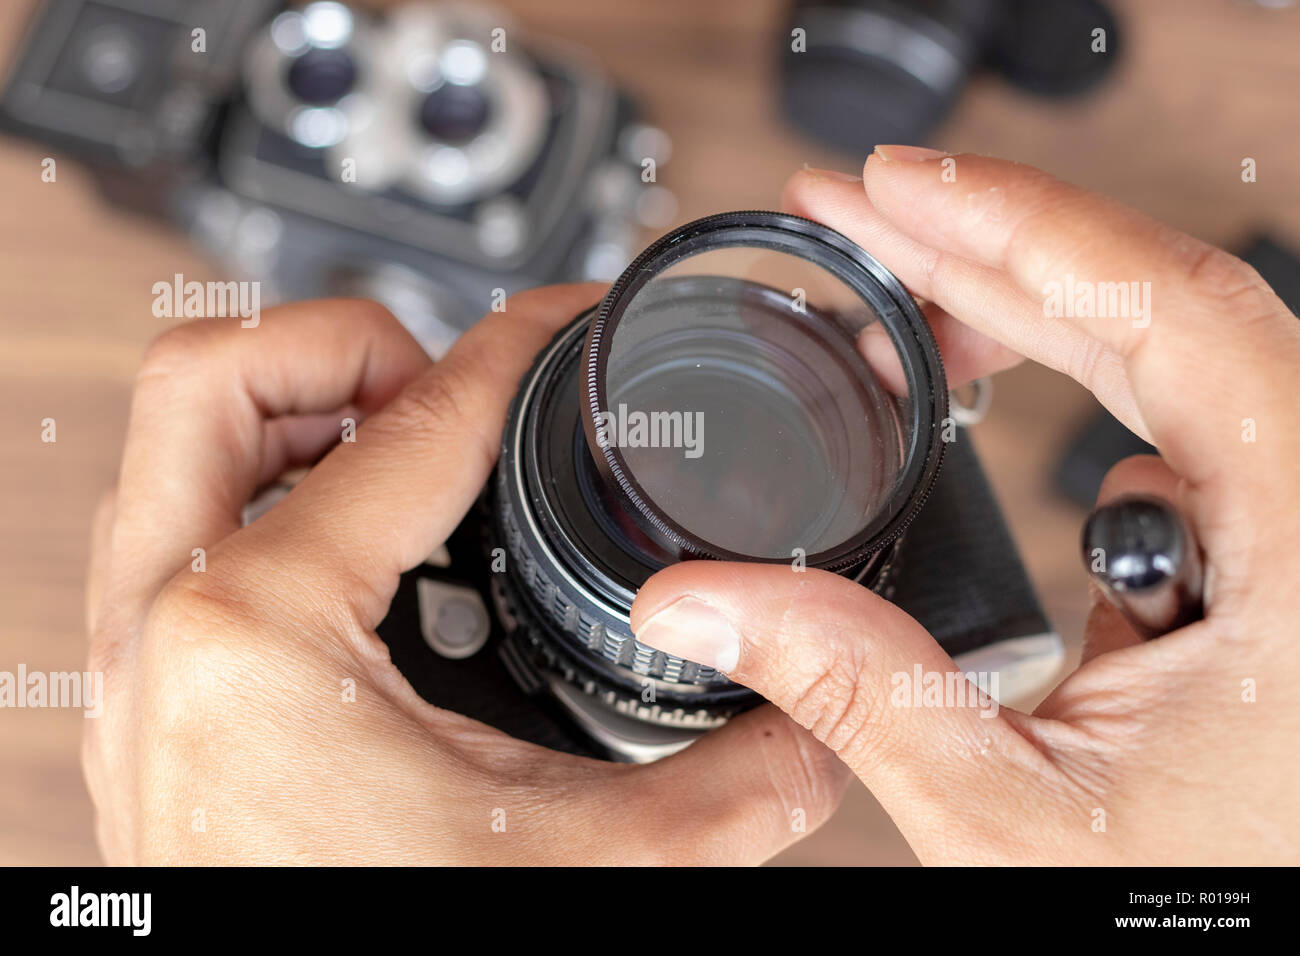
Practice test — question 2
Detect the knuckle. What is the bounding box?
[331,296,402,332]
[377,364,496,465]
[1064,333,1109,393]
[408,363,474,426]
[1000,181,1083,275]
[783,636,889,759]
[144,579,262,717]
[136,322,215,383]
[1179,242,1253,292]
[759,717,845,826]
[1171,238,1278,315]
[383,367,460,434]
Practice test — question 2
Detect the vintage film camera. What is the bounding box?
[1,0,671,354]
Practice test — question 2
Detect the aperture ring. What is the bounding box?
[492,466,905,682]
[494,468,726,685]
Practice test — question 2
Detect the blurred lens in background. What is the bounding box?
[248,1,372,149]
[286,47,357,104]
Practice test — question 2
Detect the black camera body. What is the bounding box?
[2,0,668,352]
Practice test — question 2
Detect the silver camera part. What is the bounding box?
[244,2,389,155]
[243,2,550,207]
[220,58,618,276]
[0,0,277,168]
[180,183,501,357]
[382,3,550,206]
[416,578,491,660]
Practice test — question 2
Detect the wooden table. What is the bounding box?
[1,0,1297,866]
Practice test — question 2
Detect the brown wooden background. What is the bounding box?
[1,0,1297,866]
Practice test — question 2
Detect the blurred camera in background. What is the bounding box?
[1,0,676,355]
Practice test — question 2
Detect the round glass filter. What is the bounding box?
[581,211,947,570]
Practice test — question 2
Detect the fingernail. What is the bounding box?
[633,596,741,673]
[802,164,862,183]
[873,144,947,164]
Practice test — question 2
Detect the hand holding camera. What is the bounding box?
[83,151,1300,864]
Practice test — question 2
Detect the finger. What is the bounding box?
[257,406,363,487]
[860,149,1300,485]
[858,300,1024,394]
[784,168,1148,437]
[230,283,606,630]
[86,488,117,635]
[1081,454,1184,663]
[622,706,851,864]
[559,702,852,868]
[919,300,1025,386]
[629,561,1056,845]
[334,659,849,865]
[111,300,430,613]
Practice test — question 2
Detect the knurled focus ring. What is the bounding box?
[493,468,727,684]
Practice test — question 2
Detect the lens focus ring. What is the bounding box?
[494,469,725,685]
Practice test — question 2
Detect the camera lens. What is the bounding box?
[286,48,357,104]
[78,25,141,96]
[778,0,1000,150]
[418,83,492,143]
[493,212,945,735]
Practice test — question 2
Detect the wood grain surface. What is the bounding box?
[0,0,1297,866]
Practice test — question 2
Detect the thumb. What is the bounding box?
[631,561,1051,852]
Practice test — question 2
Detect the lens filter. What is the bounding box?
[581,211,947,571]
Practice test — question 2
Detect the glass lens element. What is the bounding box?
[287,47,357,103]
[419,82,492,142]
[584,214,944,568]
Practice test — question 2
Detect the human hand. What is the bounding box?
[631,149,1300,864]
[84,287,848,865]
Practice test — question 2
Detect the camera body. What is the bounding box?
[372,391,1063,762]
[1,0,670,352]
[370,297,1064,763]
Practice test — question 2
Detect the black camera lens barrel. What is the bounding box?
[780,0,999,150]
[493,309,901,723]
[490,212,944,726]
[493,318,756,727]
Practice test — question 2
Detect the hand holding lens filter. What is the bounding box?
[494,211,947,734]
